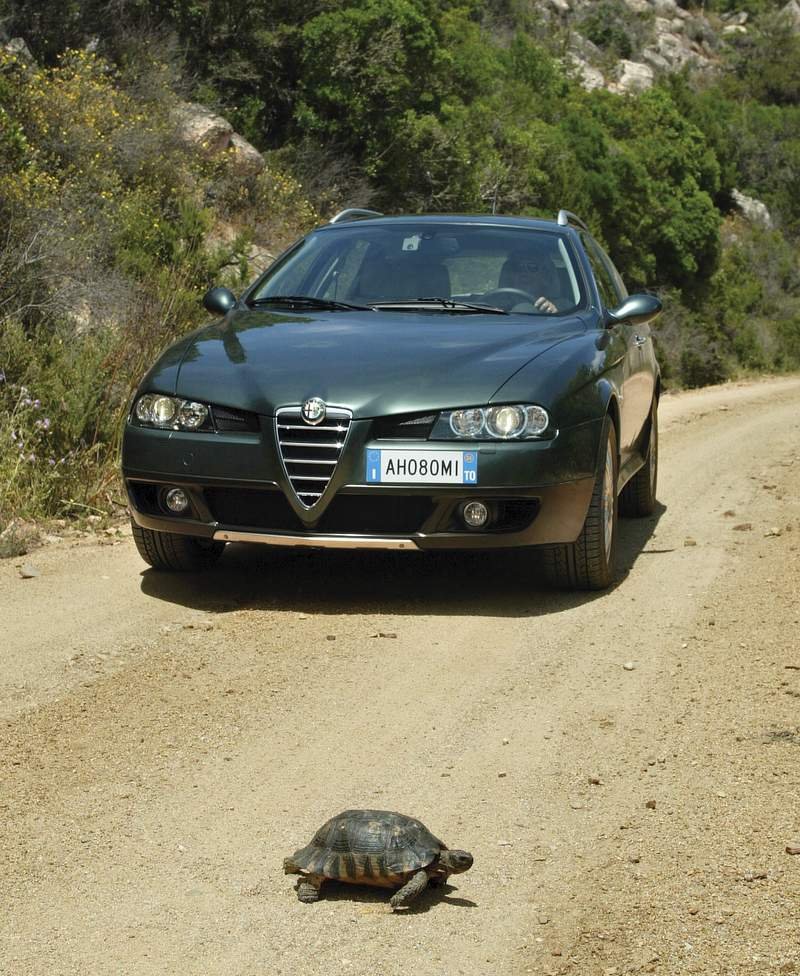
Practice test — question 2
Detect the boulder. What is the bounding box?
[227,133,266,179]
[4,37,34,63]
[610,60,654,93]
[622,0,651,12]
[780,0,800,31]
[172,101,234,157]
[569,55,605,91]
[731,189,773,229]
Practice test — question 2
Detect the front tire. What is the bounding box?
[131,520,225,571]
[541,417,619,590]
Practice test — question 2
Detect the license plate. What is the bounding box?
[365,449,478,484]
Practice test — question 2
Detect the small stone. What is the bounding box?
[628,853,641,864]
[326,635,336,641]
[733,523,752,532]
[688,905,700,915]
[743,870,767,881]
[498,771,508,778]
[785,844,800,855]
[588,775,602,785]
[623,661,636,671]
[645,799,657,810]
[502,738,510,745]
[684,537,697,547]
[551,948,562,957]
[19,564,39,579]
[723,510,736,517]
[298,614,309,620]
[537,914,550,925]
[570,801,585,810]
[765,527,782,537]
[497,840,513,846]
[378,632,397,639]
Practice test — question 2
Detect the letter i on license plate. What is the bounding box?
[366,449,478,484]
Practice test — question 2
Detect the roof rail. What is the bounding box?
[329,208,384,224]
[557,210,589,232]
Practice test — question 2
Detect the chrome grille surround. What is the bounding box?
[275,405,353,509]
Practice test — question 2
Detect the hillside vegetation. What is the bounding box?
[1,0,799,535]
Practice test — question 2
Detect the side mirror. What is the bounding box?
[606,293,662,328]
[203,286,237,316]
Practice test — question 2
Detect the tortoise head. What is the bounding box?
[439,849,473,874]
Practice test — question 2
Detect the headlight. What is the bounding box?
[485,405,526,438]
[132,394,212,431]
[449,408,485,438]
[432,404,551,440]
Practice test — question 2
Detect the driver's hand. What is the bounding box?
[534,296,557,314]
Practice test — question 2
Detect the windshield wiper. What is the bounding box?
[249,295,373,311]
[367,297,508,315]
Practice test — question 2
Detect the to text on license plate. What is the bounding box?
[365,449,478,484]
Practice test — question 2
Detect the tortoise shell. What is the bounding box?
[290,809,447,887]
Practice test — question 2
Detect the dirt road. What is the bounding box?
[2,376,799,976]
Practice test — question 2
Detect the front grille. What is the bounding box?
[275,407,352,508]
[204,487,434,534]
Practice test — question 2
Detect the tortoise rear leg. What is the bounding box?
[389,869,429,910]
[296,874,325,904]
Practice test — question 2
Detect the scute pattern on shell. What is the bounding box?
[291,809,447,881]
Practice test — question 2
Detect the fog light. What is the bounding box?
[164,487,189,513]
[462,500,489,529]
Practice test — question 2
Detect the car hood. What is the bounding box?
[165,309,586,417]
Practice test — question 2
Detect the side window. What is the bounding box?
[580,234,623,309]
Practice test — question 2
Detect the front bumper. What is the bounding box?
[122,416,602,550]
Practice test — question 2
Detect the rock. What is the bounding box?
[227,132,266,178]
[610,60,654,93]
[684,537,697,546]
[548,0,571,13]
[628,853,641,863]
[378,632,398,639]
[172,101,234,157]
[569,800,585,810]
[588,774,602,785]
[722,24,748,36]
[569,55,605,92]
[780,0,800,32]
[765,527,782,537]
[326,634,336,641]
[743,870,768,881]
[652,0,678,13]
[498,771,508,778]
[4,37,34,63]
[502,737,510,745]
[623,0,651,13]
[537,914,550,924]
[731,189,773,229]
[786,844,800,855]
[19,564,39,579]
[645,799,657,810]
[641,48,672,72]
[733,523,752,532]
[623,661,636,671]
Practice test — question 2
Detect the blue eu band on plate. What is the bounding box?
[366,449,478,485]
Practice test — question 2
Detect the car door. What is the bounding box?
[580,234,649,459]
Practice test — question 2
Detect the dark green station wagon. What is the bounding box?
[122,210,662,589]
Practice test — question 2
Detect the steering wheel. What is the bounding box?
[480,287,535,310]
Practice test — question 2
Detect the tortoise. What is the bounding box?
[283,809,473,909]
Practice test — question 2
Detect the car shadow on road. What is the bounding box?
[139,502,666,619]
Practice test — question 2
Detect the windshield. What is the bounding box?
[248,223,588,315]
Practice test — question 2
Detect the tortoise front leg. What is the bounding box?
[389,869,429,910]
[296,874,325,904]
